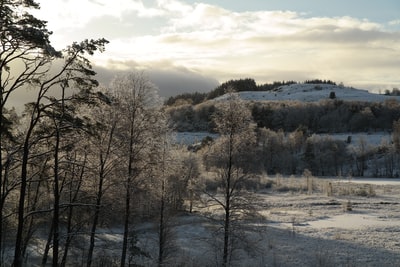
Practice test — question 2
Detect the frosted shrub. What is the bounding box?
[303,169,313,194]
[325,182,333,196]
[275,173,283,187]
[342,200,352,212]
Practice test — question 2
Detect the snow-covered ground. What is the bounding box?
[172,177,400,266]
[254,176,400,266]
[322,132,392,146]
[173,131,219,145]
[15,177,400,266]
[130,176,400,266]
[215,83,400,103]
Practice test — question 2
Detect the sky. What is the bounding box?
[33,0,400,96]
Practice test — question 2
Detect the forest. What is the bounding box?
[2,1,400,266]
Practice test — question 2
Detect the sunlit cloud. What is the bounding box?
[389,19,400,26]
[34,0,399,92]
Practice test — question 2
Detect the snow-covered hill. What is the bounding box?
[215,83,400,102]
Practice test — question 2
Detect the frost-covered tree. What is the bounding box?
[110,72,168,267]
[83,89,121,267]
[204,92,258,266]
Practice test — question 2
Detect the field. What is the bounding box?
[105,176,400,267]
[250,176,400,266]
[11,175,400,266]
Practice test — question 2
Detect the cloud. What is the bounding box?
[389,20,400,26]
[93,60,219,97]
[35,0,399,92]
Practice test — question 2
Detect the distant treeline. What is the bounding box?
[304,79,336,85]
[165,78,335,106]
[167,99,400,133]
[251,100,400,133]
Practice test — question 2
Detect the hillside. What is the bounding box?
[215,83,400,102]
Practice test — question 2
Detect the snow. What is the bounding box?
[250,177,400,266]
[173,131,218,145]
[307,213,399,229]
[215,83,400,103]
[324,132,392,146]
[124,177,400,266]
[14,177,400,266]
[338,178,400,185]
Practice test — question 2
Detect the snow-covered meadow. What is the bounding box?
[72,176,400,267]
[214,83,400,103]
[17,174,400,266]
[156,176,400,266]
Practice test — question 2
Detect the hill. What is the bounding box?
[215,83,400,103]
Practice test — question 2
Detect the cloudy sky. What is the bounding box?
[34,0,400,96]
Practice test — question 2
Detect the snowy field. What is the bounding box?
[321,132,392,146]
[16,177,400,266]
[117,176,400,267]
[252,176,400,266]
[176,176,400,266]
[214,83,400,103]
[173,131,219,145]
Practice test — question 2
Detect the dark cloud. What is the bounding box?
[6,59,218,112]
[148,68,219,97]
[93,62,219,97]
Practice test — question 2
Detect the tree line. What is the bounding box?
[167,98,400,133]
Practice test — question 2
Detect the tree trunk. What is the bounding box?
[223,175,231,267]
[0,105,3,266]
[86,164,104,267]
[121,123,135,267]
[120,182,130,267]
[41,221,54,267]
[223,135,233,267]
[21,172,43,264]
[53,128,61,266]
[61,152,86,267]
[13,134,32,267]
[158,180,165,267]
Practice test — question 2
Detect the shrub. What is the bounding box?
[265,179,274,189]
[342,200,352,211]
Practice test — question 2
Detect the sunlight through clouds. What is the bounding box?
[34,0,400,92]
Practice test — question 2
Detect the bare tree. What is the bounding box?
[352,136,368,177]
[109,72,167,267]
[60,146,89,267]
[204,92,258,266]
[175,151,201,213]
[85,90,121,267]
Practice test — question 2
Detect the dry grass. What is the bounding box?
[265,174,377,199]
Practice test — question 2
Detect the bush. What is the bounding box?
[342,200,352,211]
[265,179,275,189]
